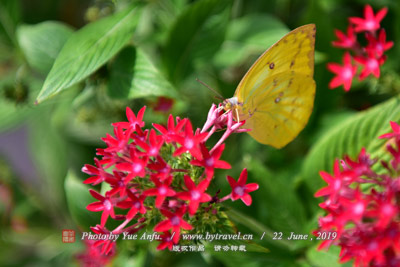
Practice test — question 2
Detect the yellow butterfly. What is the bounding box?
[224,24,316,148]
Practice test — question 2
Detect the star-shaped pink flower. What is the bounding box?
[354,50,384,80]
[332,26,357,49]
[112,106,146,130]
[349,5,387,32]
[327,52,358,91]
[116,147,148,181]
[117,189,147,220]
[153,114,187,143]
[227,168,259,206]
[154,206,192,243]
[172,120,208,159]
[86,190,116,227]
[190,143,231,179]
[365,29,394,57]
[144,175,176,207]
[176,175,211,215]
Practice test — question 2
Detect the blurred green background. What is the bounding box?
[1,0,399,266]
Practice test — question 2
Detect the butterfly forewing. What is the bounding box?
[234,24,316,148]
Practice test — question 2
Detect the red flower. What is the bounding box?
[338,189,370,224]
[176,175,211,215]
[112,106,146,129]
[315,160,357,202]
[157,231,175,250]
[102,126,132,153]
[327,52,357,91]
[227,168,259,206]
[354,50,383,80]
[365,29,394,57]
[332,26,357,49]
[135,129,164,157]
[82,158,112,185]
[115,147,148,180]
[368,190,398,229]
[190,143,231,179]
[173,120,208,159]
[153,114,186,143]
[349,5,387,32]
[106,170,130,197]
[154,205,193,243]
[379,121,400,140]
[143,175,176,207]
[147,155,171,180]
[117,190,147,220]
[86,190,116,227]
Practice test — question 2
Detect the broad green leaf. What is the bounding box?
[108,45,177,99]
[17,21,74,74]
[65,170,100,231]
[162,0,231,85]
[213,14,288,69]
[36,5,142,103]
[302,96,400,194]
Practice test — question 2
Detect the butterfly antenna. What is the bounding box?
[196,78,224,100]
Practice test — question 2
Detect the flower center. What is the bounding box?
[365,20,376,30]
[133,163,142,173]
[333,179,341,191]
[158,186,167,195]
[367,58,378,70]
[171,216,180,226]
[342,67,353,80]
[149,147,158,156]
[134,201,141,209]
[353,202,365,215]
[191,190,201,200]
[104,199,112,210]
[205,157,214,167]
[184,138,194,149]
[234,186,245,196]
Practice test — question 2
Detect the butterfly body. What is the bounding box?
[225,24,316,148]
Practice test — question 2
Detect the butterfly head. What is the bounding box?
[223,97,239,111]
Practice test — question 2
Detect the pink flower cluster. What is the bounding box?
[328,5,393,91]
[81,105,259,258]
[314,121,400,266]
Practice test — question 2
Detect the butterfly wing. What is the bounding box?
[234,24,316,148]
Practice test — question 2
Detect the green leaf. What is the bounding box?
[302,96,400,194]
[36,5,143,103]
[17,21,74,74]
[65,170,100,231]
[108,45,177,99]
[162,0,232,85]
[213,14,288,69]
